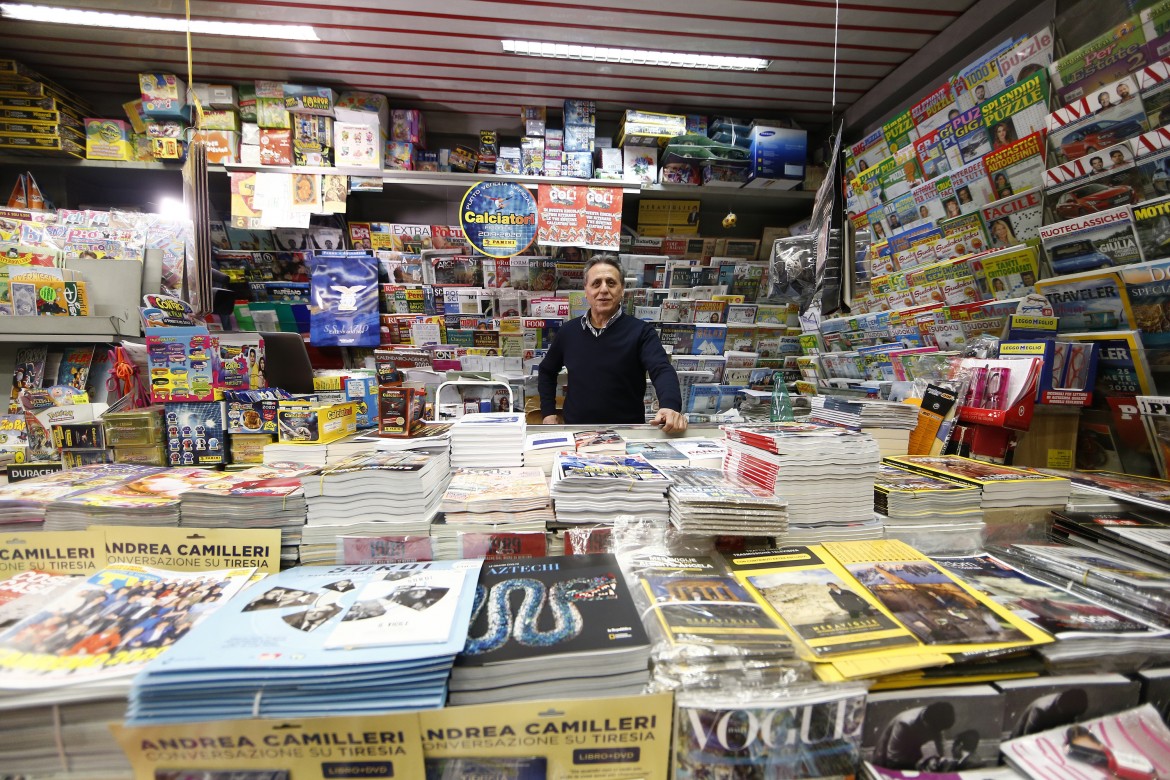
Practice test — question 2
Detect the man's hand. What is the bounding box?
[542,414,562,425]
[652,408,687,434]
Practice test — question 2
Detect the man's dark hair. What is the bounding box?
[923,701,956,730]
[583,255,622,279]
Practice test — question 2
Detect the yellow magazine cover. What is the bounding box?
[821,539,1053,656]
[883,455,1068,488]
[977,244,1039,300]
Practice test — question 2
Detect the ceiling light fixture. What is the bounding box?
[0,3,319,40]
[501,40,769,71]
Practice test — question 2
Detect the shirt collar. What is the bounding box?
[582,308,622,337]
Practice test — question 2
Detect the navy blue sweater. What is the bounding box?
[538,314,682,424]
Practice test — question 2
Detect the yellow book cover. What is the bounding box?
[95,525,281,573]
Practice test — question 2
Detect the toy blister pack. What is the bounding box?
[163,401,226,467]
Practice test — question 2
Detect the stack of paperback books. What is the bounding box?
[431,467,554,558]
[262,432,370,468]
[875,462,984,553]
[550,452,671,525]
[299,450,450,564]
[178,463,319,563]
[884,456,1071,510]
[0,463,159,532]
[450,412,525,468]
[667,467,788,538]
[44,468,227,530]
[722,423,882,540]
[129,561,483,722]
[809,397,919,457]
[522,431,574,476]
[449,554,651,705]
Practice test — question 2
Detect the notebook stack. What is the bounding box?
[0,464,158,532]
[721,423,882,540]
[432,467,554,559]
[450,413,525,468]
[299,450,451,564]
[550,452,671,525]
[884,456,1072,510]
[44,468,227,531]
[809,397,919,457]
[523,431,574,477]
[449,554,651,705]
[667,467,788,538]
[179,463,319,564]
[262,432,371,469]
[129,561,483,723]
[875,462,984,554]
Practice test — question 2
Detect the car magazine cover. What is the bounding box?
[1046,73,1146,165]
[1044,143,1146,226]
[1039,206,1143,276]
[1133,193,1170,262]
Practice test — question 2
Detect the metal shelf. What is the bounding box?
[0,316,138,342]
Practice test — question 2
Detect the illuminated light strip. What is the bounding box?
[0,3,319,40]
[501,39,769,71]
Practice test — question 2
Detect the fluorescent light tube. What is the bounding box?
[501,39,769,71]
[0,3,319,40]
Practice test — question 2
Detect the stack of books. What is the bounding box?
[262,432,370,469]
[550,452,671,525]
[809,397,919,457]
[44,468,226,531]
[667,467,788,538]
[875,462,984,553]
[522,431,574,476]
[722,423,882,541]
[431,467,554,559]
[450,413,525,469]
[299,450,450,564]
[885,456,1072,510]
[449,554,651,705]
[129,561,483,722]
[0,464,161,532]
[178,463,319,564]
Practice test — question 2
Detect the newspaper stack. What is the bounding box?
[262,432,371,469]
[129,561,483,722]
[299,450,450,564]
[667,467,788,537]
[44,468,227,531]
[722,423,881,539]
[0,698,130,777]
[450,413,525,468]
[523,431,574,477]
[809,396,919,457]
[432,467,553,559]
[0,464,160,532]
[178,463,319,564]
[875,462,984,554]
[551,452,671,525]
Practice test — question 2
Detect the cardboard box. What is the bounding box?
[199,108,238,131]
[51,422,105,450]
[225,397,280,434]
[121,99,148,134]
[701,161,747,187]
[138,72,187,119]
[623,146,658,184]
[747,124,807,188]
[334,121,381,168]
[150,137,183,160]
[237,83,257,122]
[228,432,273,464]
[277,401,357,444]
[282,83,335,115]
[346,376,379,428]
[84,118,132,161]
[103,406,165,447]
[292,115,333,166]
[112,444,168,466]
[258,128,292,166]
[255,97,290,129]
[386,140,417,170]
[192,83,237,109]
[378,385,425,437]
[660,162,700,185]
[392,108,426,146]
[253,80,286,99]
[163,401,227,467]
[192,129,238,165]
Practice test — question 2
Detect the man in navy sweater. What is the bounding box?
[539,256,686,432]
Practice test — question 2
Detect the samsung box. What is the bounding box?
[746,124,807,189]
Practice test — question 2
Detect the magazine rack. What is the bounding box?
[435,380,514,419]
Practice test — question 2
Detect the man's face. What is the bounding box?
[584,263,624,321]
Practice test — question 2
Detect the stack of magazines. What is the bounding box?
[44,468,227,530]
[875,462,984,553]
[1037,469,1170,514]
[572,428,626,455]
[626,438,728,469]
[1049,508,1170,570]
[0,464,159,532]
[935,552,1170,673]
[809,396,919,457]
[666,467,788,538]
[450,412,525,469]
[550,452,671,525]
[722,423,882,540]
[299,450,450,564]
[129,561,483,723]
[262,432,370,469]
[522,431,574,476]
[432,467,553,559]
[179,463,320,564]
[449,554,651,705]
[884,456,1072,510]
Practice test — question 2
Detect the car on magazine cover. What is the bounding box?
[1059,117,1146,159]
[1053,183,1140,220]
[1047,239,1116,274]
